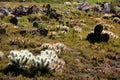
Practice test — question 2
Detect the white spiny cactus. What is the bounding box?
[32,50,59,70]
[53,42,67,53]
[8,49,65,72]
[41,42,67,54]
[8,50,35,68]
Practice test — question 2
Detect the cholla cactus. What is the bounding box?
[32,50,59,71]
[7,49,65,73]
[41,43,53,50]
[8,50,34,68]
[41,42,67,54]
[53,42,67,53]
[51,58,65,72]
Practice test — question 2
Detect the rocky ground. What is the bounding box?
[0,1,120,80]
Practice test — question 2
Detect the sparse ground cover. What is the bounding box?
[0,1,120,80]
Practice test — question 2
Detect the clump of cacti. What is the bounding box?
[32,50,59,71]
[87,24,109,44]
[8,50,34,68]
[41,42,67,54]
[51,58,65,72]
[53,42,67,54]
[7,49,65,73]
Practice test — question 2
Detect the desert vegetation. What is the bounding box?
[0,0,120,80]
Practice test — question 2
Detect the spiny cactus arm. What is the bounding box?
[9,59,17,65]
[9,56,20,66]
[55,45,59,49]
[43,59,50,70]
[26,52,33,57]
[9,50,20,56]
[41,58,45,68]
[26,54,35,63]
[21,57,29,66]
[50,55,58,62]
[8,53,18,65]
[54,49,61,54]
[50,63,58,70]
[20,55,25,62]
[37,62,41,69]
[41,43,53,50]
[55,65,61,71]
[32,59,38,67]
[27,56,35,64]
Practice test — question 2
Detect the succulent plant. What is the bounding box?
[51,58,65,72]
[32,50,59,71]
[32,49,66,72]
[7,49,65,73]
[8,50,35,68]
[53,42,67,53]
[41,42,67,53]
